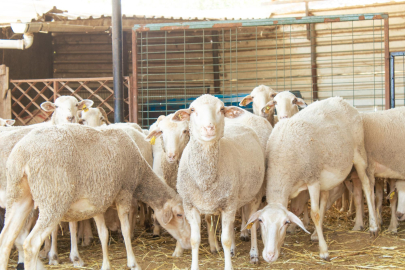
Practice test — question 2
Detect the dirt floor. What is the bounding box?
[7,203,405,270]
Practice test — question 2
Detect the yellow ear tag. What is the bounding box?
[150,136,156,145]
[178,114,182,120]
[246,222,253,230]
[390,191,395,200]
[82,105,89,112]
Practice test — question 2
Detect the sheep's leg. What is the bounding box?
[145,206,153,232]
[307,183,329,260]
[172,240,184,257]
[288,191,310,234]
[47,226,59,265]
[117,204,140,270]
[39,235,50,259]
[93,214,111,270]
[205,215,220,253]
[351,173,364,231]
[311,190,329,242]
[69,221,84,267]
[341,187,349,212]
[153,217,161,238]
[15,210,37,267]
[375,179,384,227]
[139,203,146,227]
[221,210,236,270]
[185,206,201,270]
[240,207,249,241]
[0,193,34,269]
[354,159,378,236]
[303,205,310,227]
[388,179,398,233]
[129,205,136,239]
[247,199,261,264]
[82,219,93,246]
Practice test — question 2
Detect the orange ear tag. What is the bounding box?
[82,105,89,112]
[246,222,253,230]
[150,136,156,145]
[390,191,395,200]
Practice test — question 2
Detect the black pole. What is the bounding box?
[390,54,395,109]
[112,0,124,122]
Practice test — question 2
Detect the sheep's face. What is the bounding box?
[41,96,94,124]
[146,114,189,163]
[239,85,277,117]
[79,108,107,127]
[0,118,15,127]
[245,204,309,263]
[172,95,244,143]
[261,91,306,121]
[395,181,405,221]
[154,199,191,249]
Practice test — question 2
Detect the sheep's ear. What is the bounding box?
[156,115,166,125]
[293,98,307,108]
[261,100,276,115]
[5,119,15,126]
[145,128,162,141]
[78,99,94,109]
[224,106,244,119]
[162,203,174,225]
[41,101,56,112]
[98,107,110,124]
[172,109,191,122]
[242,210,262,231]
[287,211,310,234]
[270,92,278,98]
[78,119,85,125]
[239,95,253,106]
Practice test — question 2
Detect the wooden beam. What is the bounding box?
[0,65,11,119]
[212,31,220,94]
[310,23,318,101]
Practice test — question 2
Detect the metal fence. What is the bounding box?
[390,51,405,108]
[10,77,134,125]
[132,13,390,128]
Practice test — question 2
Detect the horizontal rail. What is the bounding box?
[10,76,129,83]
[133,13,388,32]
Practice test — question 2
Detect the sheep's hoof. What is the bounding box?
[230,249,235,257]
[16,263,24,270]
[39,249,48,259]
[71,256,84,267]
[152,234,160,238]
[310,234,319,242]
[320,252,330,261]
[82,237,93,247]
[351,225,364,231]
[369,229,378,238]
[388,225,398,234]
[250,255,259,264]
[240,235,250,242]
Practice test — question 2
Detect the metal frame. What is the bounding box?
[389,51,405,108]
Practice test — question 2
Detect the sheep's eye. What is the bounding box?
[183,130,188,134]
[285,220,290,225]
[190,108,195,112]
[258,219,263,223]
[55,105,59,109]
[220,107,225,111]
[177,214,183,217]
[273,101,277,105]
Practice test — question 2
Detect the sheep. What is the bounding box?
[0,96,93,268]
[245,97,378,263]
[78,107,110,126]
[261,91,307,120]
[172,94,265,270]
[0,118,15,127]
[239,85,278,127]
[0,123,191,270]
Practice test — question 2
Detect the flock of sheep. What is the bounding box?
[0,84,404,270]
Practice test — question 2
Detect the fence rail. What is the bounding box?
[9,76,135,125]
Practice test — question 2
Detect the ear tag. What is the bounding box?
[390,191,395,200]
[150,136,156,145]
[82,105,89,112]
[178,114,182,120]
[246,222,254,230]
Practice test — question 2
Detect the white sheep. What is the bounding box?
[261,91,307,120]
[239,85,278,127]
[172,94,265,270]
[0,118,15,127]
[0,123,191,270]
[0,96,93,268]
[78,107,110,126]
[245,97,378,263]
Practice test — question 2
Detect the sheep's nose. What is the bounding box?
[67,116,74,122]
[203,125,215,131]
[279,116,289,120]
[264,252,276,262]
[167,153,176,161]
[397,212,404,220]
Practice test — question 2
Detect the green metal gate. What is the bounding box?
[132,13,389,128]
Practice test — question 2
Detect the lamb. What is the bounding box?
[0,96,93,268]
[0,123,191,270]
[239,85,278,127]
[0,118,15,127]
[172,94,265,270]
[245,97,378,263]
[78,106,110,126]
[261,90,307,120]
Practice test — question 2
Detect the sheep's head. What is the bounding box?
[172,94,244,143]
[239,85,277,117]
[0,118,15,127]
[261,91,306,120]
[154,198,191,250]
[146,114,189,163]
[394,181,405,221]
[41,96,93,124]
[244,204,309,263]
[79,107,109,127]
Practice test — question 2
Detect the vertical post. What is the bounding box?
[112,0,124,122]
[53,81,58,102]
[390,54,395,108]
[0,65,11,119]
[212,31,220,93]
[132,30,138,124]
[384,17,390,110]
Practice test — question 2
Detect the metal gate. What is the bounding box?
[389,51,405,108]
[132,13,390,128]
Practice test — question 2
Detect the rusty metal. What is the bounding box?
[132,30,138,123]
[384,17,390,109]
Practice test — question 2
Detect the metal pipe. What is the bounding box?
[0,33,34,50]
[390,54,395,108]
[112,0,124,123]
[384,17,390,110]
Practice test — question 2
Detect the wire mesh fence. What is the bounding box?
[133,13,389,128]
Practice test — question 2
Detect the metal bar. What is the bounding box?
[133,13,388,31]
[212,31,220,93]
[112,0,124,122]
[132,30,138,123]
[390,54,395,108]
[10,77,120,83]
[391,52,405,56]
[310,23,318,100]
[384,17,390,109]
